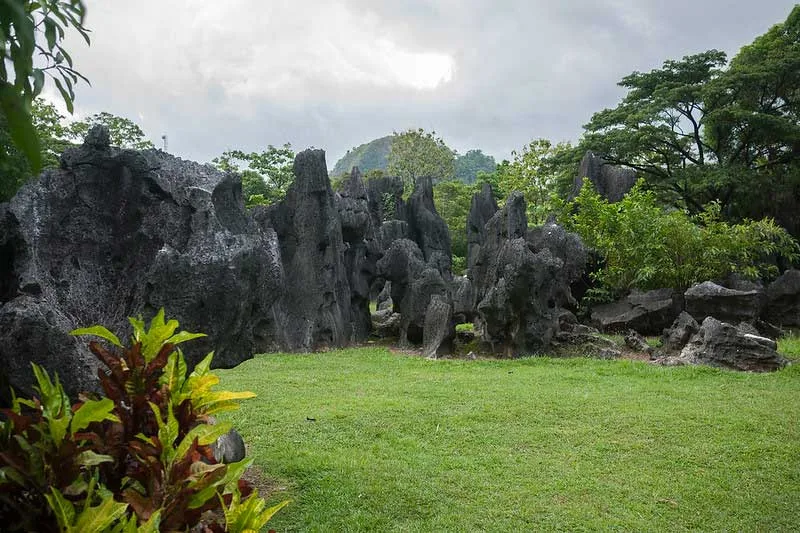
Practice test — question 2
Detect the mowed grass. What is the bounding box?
[217,344,800,532]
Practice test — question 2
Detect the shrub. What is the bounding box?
[0,310,287,532]
[563,180,800,296]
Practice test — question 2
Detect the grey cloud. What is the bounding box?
[60,0,797,167]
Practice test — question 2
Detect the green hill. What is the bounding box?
[332,136,393,176]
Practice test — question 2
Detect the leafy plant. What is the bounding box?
[0,309,287,532]
[563,180,800,296]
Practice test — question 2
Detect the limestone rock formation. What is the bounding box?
[660,311,700,353]
[469,193,587,355]
[0,127,284,398]
[677,317,788,372]
[764,269,800,327]
[406,177,452,280]
[336,167,381,340]
[466,183,498,272]
[256,149,356,351]
[684,281,763,324]
[591,289,682,335]
[376,239,451,350]
[571,151,637,202]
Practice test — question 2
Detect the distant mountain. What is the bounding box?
[332,136,393,176]
[332,134,497,185]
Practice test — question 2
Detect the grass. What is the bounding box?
[217,347,800,532]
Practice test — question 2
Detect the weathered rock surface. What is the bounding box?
[422,294,454,358]
[0,127,284,398]
[684,281,763,324]
[336,168,380,340]
[591,288,682,335]
[257,149,356,351]
[377,239,451,349]
[571,151,637,202]
[660,311,700,353]
[466,183,498,272]
[764,269,800,326]
[366,175,405,229]
[406,177,452,280]
[211,428,246,464]
[624,330,653,354]
[450,275,475,323]
[469,193,587,355]
[676,317,788,372]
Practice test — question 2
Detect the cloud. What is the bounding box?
[58,0,797,167]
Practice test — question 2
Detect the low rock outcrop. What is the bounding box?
[0,127,284,398]
[684,281,763,324]
[764,269,800,327]
[591,288,682,335]
[676,317,788,372]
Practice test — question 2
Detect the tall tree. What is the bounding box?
[387,128,455,187]
[582,50,728,212]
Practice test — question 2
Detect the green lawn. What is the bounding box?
[217,343,800,532]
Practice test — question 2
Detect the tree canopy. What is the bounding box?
[387,128,455,187]
[580,5,800,236]
[212,144,295,207]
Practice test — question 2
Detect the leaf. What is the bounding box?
[165,331,207,346]
[70,325,123,347]
[73,494,129,533]
[0,81,41,173]
[71,397,119,434]
[45,487,76,531]
[76,450,115,467]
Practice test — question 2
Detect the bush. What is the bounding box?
[0,310,287,532]
[563,180,800,296]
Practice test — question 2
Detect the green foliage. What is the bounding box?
[332,135,393,176]
[0,311,285,532]
[213,144,295,207]
[433,179,476,259]
[454,149,496,184]
[69,111,154,150]
[387,128,455,187]
[581,6,800,237]
[0,0,90,173]
[496,139,575,224]
[564,180,800,295]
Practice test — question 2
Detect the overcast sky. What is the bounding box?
[48,0,797,169]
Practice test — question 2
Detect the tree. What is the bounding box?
[69,111,154,149]
[454,149,496,184]
[497,139,575,224]
[387,128,455,187]
[1,0,90,173]
[580,5,800,238]
[581,50,728,212]
[212,144,295,206]
[433,180,476,268]
[703,5,800,235]
[0,98,74,201]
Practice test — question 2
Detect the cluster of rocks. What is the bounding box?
[589,273,800,372]
[1,128,796,401]
[0,129,396,398]
[570,151,638,203]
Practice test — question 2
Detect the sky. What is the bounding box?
[47,0,797,170]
